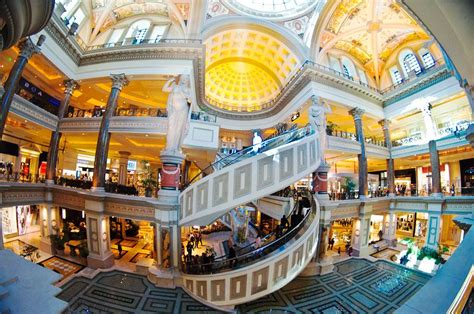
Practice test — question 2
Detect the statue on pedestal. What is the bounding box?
[162,75,191,155]
[309,95,331,162]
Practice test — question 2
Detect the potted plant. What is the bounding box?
[140,160,157,197]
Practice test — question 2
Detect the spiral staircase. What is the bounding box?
[178,127,323,308]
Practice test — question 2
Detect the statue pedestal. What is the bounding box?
[159,151,184,203]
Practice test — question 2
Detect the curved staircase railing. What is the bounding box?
[181,193,320,308]
[179,126,320,226]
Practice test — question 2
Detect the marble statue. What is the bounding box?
[309,95,331,162]
[162,75,191,154]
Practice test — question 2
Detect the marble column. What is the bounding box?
[429,140,442,196]
[379,119,395,196]
[383,211,397,246]
[349,107,368,198]
[426,212,442,249]
[0,36,45,138]
[86,213,114,269]
[352,215,371,257]
[155,222,162,267]
[312,163,331,200]
[39,205,54,254]
[117,151,131,185]
[0,210,4,250]
[92,74,129,191]
[46,79,79,184]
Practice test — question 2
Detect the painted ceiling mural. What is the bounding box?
[319,0,431,83]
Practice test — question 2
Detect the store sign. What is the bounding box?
[127,160,137,171]
[39,161,47,175]
[19,78,60,107]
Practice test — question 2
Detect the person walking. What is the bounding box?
[117,242,123,257]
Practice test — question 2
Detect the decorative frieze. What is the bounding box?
[105,202,155,219]
[52,191,85,210]
[2,190,45,204]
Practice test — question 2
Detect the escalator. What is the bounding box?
[179,126,321,226]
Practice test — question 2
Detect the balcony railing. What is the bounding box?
[83,37,203,52]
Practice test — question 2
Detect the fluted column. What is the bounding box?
[379,119,395,196]
[0,36,45,138]
[46,79,79,184]
[118,151,130,185]
[429,140,442,196]
[92,74,129,191]
[349,107,368,198]
[0,210,4,250]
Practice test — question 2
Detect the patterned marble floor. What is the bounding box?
[58,270,223,313]
[238,259,431,313]
[58,259,430,313]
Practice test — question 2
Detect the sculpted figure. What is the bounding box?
[162,75,191,154]
[309,95,331,161]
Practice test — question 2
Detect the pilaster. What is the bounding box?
[86,213,114,269]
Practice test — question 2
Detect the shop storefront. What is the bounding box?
[417,164,450,196]
[328,218,354,252]
[460,158,474,195]
[369,215,384,243]
[396,212,428,239]
[1,205,40,240]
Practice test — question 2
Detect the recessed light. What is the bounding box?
[145,134,149,137]
[81,132,85,135]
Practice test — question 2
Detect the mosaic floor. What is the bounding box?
[59,259,430,313]
[39,256,85,281]
[58,270,222,313]
[238,259,431,313]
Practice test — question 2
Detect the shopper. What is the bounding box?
[117,242,123,257]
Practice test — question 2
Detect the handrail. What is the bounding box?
[183,192,314,274]
[183,126,313,189]
[210,196,301,262]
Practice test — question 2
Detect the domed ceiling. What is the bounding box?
[223,0,320,20]
[318,0,431,83]
[205,28,300,112]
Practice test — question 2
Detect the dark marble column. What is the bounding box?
[379,119,395,196]
[429,140,442,196]
[46,79,79,183]
[349,107,368,198]
[92,74,129,191]
[0,36,45,138]
[118,151,131,185]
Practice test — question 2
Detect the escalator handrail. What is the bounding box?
[183,192,314,274]
[183,126,313,189]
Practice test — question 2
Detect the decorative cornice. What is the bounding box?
[59,116,168,134]
[1,89,59,130]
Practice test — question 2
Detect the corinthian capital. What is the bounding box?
[378,119,391,130]
[110,73,129,90]
[18,35,45,59]
[63,79,79,95]
[349,107,365,121]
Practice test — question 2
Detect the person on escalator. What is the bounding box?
[281,215,289,230]
[252,132,262,154]
[228,245,237,268]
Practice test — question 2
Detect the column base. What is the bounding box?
[300,257,335,276]
[388,193,396,197]
[87,252,114,269]
[359,195,369,201]
[315,193,329,201]
[45,179,55,186]
[352,246,370,257]
[158,189,180,203]
[147,266,177,288]
[430,193,443,198]
[39,237,54,254]
[91,186,105,193]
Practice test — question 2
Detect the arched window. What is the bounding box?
[125,20,151,45]
[342,64,351,78]
[341,56,356,80]
[389,66,403,85]
[402,53,422,75]
[418,49,435,69]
